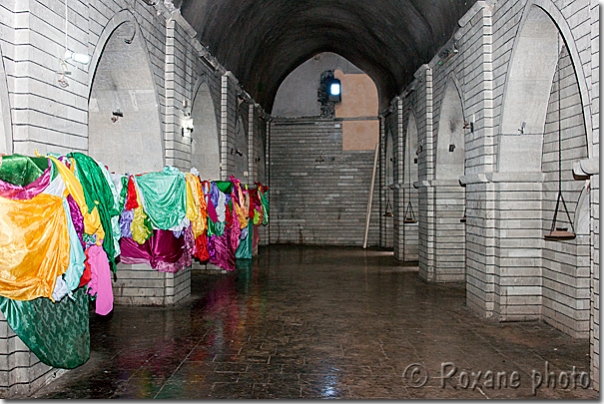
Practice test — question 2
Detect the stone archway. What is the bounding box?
[88,17,164,174]
[490,4,592,333]
[190,80,220,180]
[426,79,466,281]
[0,45,12,155]
[232,114,248,180]
[401,111,419,262]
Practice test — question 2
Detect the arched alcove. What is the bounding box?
[435,80,465,180]
[401,111,419,262]
[233,114,248,180]
[88,20,164,174]
[404,112,419,191]
[497,6,559,172]
[385,127,394,186]
[540,41,589,338]
[191,80,220,180]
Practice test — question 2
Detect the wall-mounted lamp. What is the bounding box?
[416,145,423,155]
[463,120,474,133]
[326,78,341,103]
[230,148,243,156]
[111,109,123,123]
[64,50,91,65]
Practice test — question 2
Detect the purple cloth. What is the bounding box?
[67,193,85,249]
[155,249,191,273]
[0,159,51,199]
[184,225,196,257]
[119,209,134,238]
[119,230,185,270]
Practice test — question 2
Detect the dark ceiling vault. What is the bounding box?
[180,0,476,113]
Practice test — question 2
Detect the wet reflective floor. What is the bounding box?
[32,246,598,399]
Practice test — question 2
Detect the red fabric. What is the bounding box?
[225,203,233,229]
[79,250,92,287]
[195,233,210,261]
[124,176,139,210]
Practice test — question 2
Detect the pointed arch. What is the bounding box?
[191,78,220,179]
[88,11,164,174]
[435,78,465,180]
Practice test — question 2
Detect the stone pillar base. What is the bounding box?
[113,264,191,306]
[0,312,67,398]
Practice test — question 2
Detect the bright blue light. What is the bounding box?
[329,82,341,96]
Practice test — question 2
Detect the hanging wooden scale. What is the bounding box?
[544,38,576,241]
[403,201,417,223]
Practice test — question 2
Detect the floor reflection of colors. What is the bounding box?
[31,246,597,399]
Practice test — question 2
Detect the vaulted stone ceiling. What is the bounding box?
[179,0,476,113]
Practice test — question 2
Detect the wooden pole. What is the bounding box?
[363,142,379,249]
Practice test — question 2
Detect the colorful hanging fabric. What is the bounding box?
[0,288,90,369]
[0,192,69,301]
[66,152,120,270]
[134,167,187,231]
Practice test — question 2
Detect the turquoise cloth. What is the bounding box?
[235,222,253,260]
[135,166,187,230]
[62,199,86,292]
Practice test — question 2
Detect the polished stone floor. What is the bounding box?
[32,246,598,399]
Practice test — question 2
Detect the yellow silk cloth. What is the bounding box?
[131,176,151,244]
[0,192,69,301]
[48,156,105,243]
[233,185,249,230]
[185,173,206,238]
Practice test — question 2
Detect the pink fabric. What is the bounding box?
[86,245,114,316]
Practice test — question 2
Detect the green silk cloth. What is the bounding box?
[260,189,269,225]
[0,154,52,185]
[0,288,90,369]
[67,152,120,271]
[215,181,233,194]
[135,166,187,230]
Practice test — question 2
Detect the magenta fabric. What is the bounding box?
[119,230,185,270]
[86,245,114,315]
[229,202,241,253]
[0,159,51,199]
[209,231,236,272]
[207,198,218,223]
[155,249,191,273]
[66,193,85,249]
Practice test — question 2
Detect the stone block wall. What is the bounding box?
[269,118,380,246]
